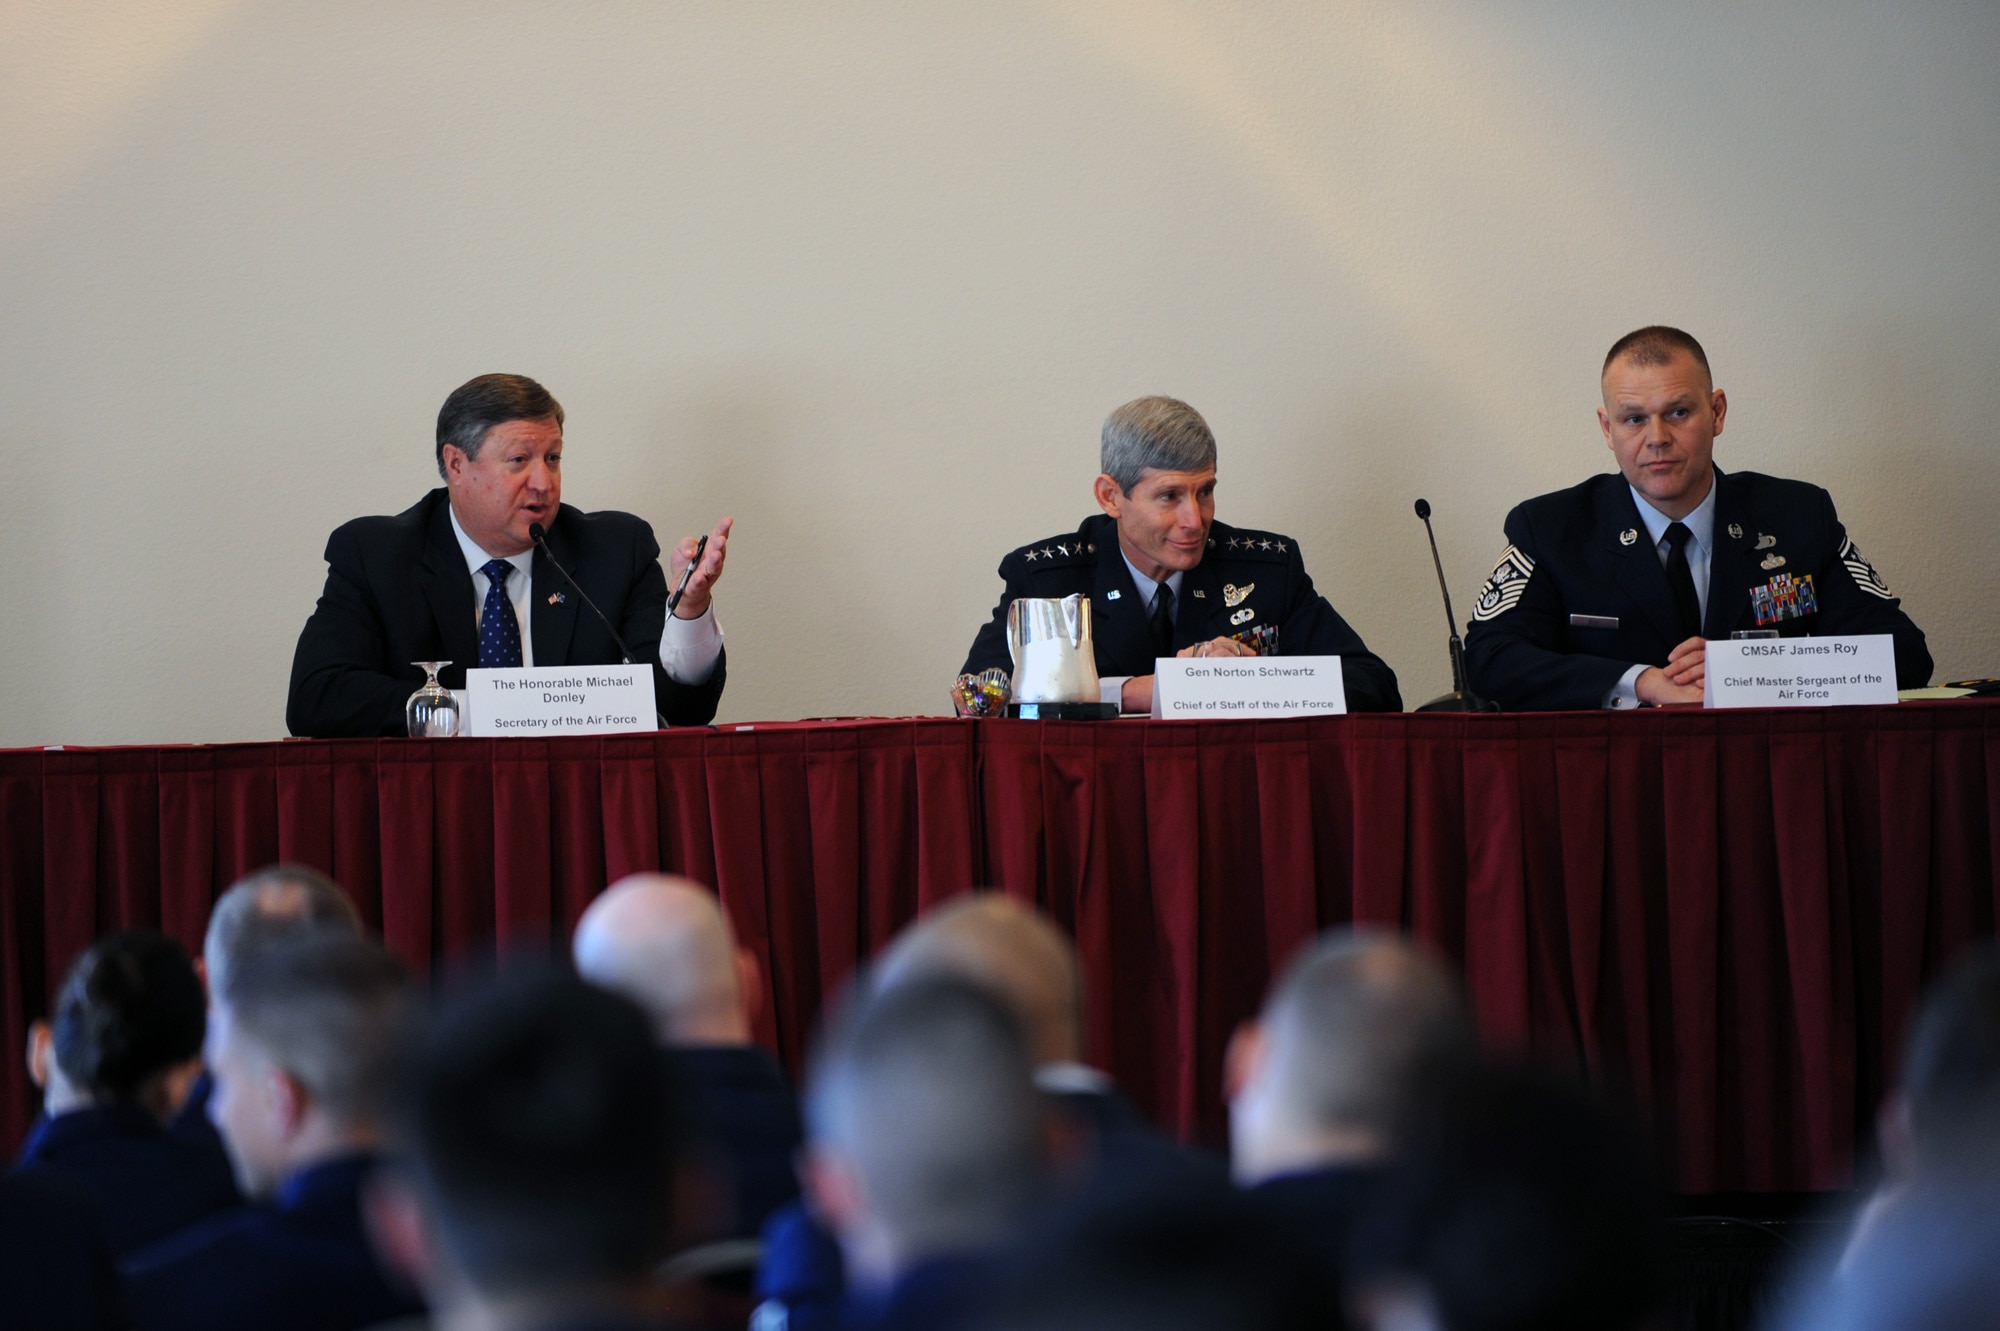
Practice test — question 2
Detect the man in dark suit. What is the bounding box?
[287,373,731,737]
[956,396,1400,715]
[123,937,424,1331]
[1464,327,1930,711]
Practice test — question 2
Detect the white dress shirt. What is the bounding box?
[448,507,723,683]
[1099,554,1186,710]
[1604,474,1718,709]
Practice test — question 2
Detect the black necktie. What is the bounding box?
[1663,522,1702,639]
[1149,582,1175,660]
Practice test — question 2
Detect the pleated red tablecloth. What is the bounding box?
[5,703,1996,1189]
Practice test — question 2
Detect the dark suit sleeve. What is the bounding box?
[1802,492,1933,688]
[1277,559,1401,712]
[1463,508,1634,712]
[286,524,415,738]
[959,551,1027,678]
[612,520,726,727]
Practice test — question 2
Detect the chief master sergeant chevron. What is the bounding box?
[956,396,1401,715]
[1463,326,1930,711]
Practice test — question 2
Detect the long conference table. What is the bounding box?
[4,703,1996,1191]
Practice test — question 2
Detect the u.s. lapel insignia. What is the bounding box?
[1190,589,1205,599]
[1727,523,1743,539]
[1755,533,1777,550]
[1222,582,1254,607]
[548,592,566,605]
[1619,528,1638,546]
[1105,589,1121,601]
[1230,607,1255,626]
[1760,553,1786,570]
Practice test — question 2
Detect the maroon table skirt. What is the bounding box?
[4,703,1996,1190]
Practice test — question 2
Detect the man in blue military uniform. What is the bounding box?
[1463,327,1930,711]
[957,396,1401,715]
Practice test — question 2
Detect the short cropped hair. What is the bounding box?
[435,374,564,479]
[1260,930,1479,1141]
[203,864,361,1003]
[808,976,1044,1255]
[52,931,206,1101]
[1602,326,1710,380]
[1100,396,1217,493]
[223,936,412,1132]
[399,971,688,1295]
[1900,944,2000,1157]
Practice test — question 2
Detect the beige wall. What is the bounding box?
[4,2,1996,745]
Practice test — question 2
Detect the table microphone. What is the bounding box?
[529,522,669,728]
[1413,499,1496,713]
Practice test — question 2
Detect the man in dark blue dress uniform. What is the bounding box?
[957,396,1400,715]
[1464,327,1930,710]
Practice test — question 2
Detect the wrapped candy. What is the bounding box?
[951,668,1012,717]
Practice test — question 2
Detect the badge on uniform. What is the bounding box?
[1839,536,1897,600]
[1619,529,1638,546]
[1223,583,1254,607]
[1471,545,1535,622]
[1232,623,1279,654]
[1750,572,1818,626]
[1760,553,1786,570]
[1755,533,1777,550]
[1230,607,1255,626]
[1727,523,1743,539]
[1106,589,1121,600]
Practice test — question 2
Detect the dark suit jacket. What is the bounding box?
[1463,469,1931,711]
[960,514,1401,712]
[667,1044,804,1238]
[123,1153,424,1331]
[15,1102,239,1258]
[287,489,725,737]
[0,1169,128,1331]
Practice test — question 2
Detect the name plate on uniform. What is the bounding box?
[465,666,657,736]
[1704,636,1897,709]
[1150,656,1346,719]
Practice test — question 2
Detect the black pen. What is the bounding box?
[667,534,709,617]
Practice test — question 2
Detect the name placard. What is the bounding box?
[1151,656,1347,719]
[1704,635,1897,709]
[465,666,657,736]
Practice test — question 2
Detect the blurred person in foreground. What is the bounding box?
[1227,930,1479,1258]
[798,976,1051,1331]
[756,894,1218,1329]
[174,862,363,1155]
[124,935,424,1331]
[573,872,802,1239]
[1838,942,2000,1272]
[17,930,238,1256]
[369,970,698,1331]
[0,1168,128,1331]
[1348,1064,1663,1331]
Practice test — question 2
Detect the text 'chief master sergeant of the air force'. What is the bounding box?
[286,373,732,736]
[957,395,1401,716]
[1463,326,1930,711]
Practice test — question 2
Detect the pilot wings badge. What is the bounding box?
[1471,545,1535,622]
[1222,583,1254,607]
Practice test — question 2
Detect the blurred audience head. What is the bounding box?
[977,1186,1344,1331]
[874,893,1084,1067]
[381,969,689,1318]
[1228,929,1478,1184]
[1882,942,2000,1176]
[207,934,411,1198]
[571,872,758,1046]
[203,863,360,1001]
[804,975,1047,1290]
[35,930,206,1122]
[1350,1063,1662,1331]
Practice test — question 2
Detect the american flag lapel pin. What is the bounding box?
[548,592,566,605]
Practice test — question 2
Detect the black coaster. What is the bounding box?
[1003,702,1122,720]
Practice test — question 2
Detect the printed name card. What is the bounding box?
[465,665,657,736]
[1151,656,1347,719]
[1704,635,1898,709]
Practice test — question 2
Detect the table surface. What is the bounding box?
[5,701,1997,1190]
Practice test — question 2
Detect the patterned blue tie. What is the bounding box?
[478,559,524,668]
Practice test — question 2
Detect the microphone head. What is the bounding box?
[1414,498,1432,520]
[528,522,548,544]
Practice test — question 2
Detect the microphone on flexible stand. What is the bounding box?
[1412,499,1496,713]
[530,521,669,728]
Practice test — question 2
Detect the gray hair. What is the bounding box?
[808,976,1044,1258]
[1260,929,1478,1141]
[1100,396,1217,492]
[204,864,361,1001]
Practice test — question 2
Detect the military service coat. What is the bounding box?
[1462,468,1931,711]
[960,513,1402,712]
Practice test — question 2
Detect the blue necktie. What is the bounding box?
[478,559,524,668]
